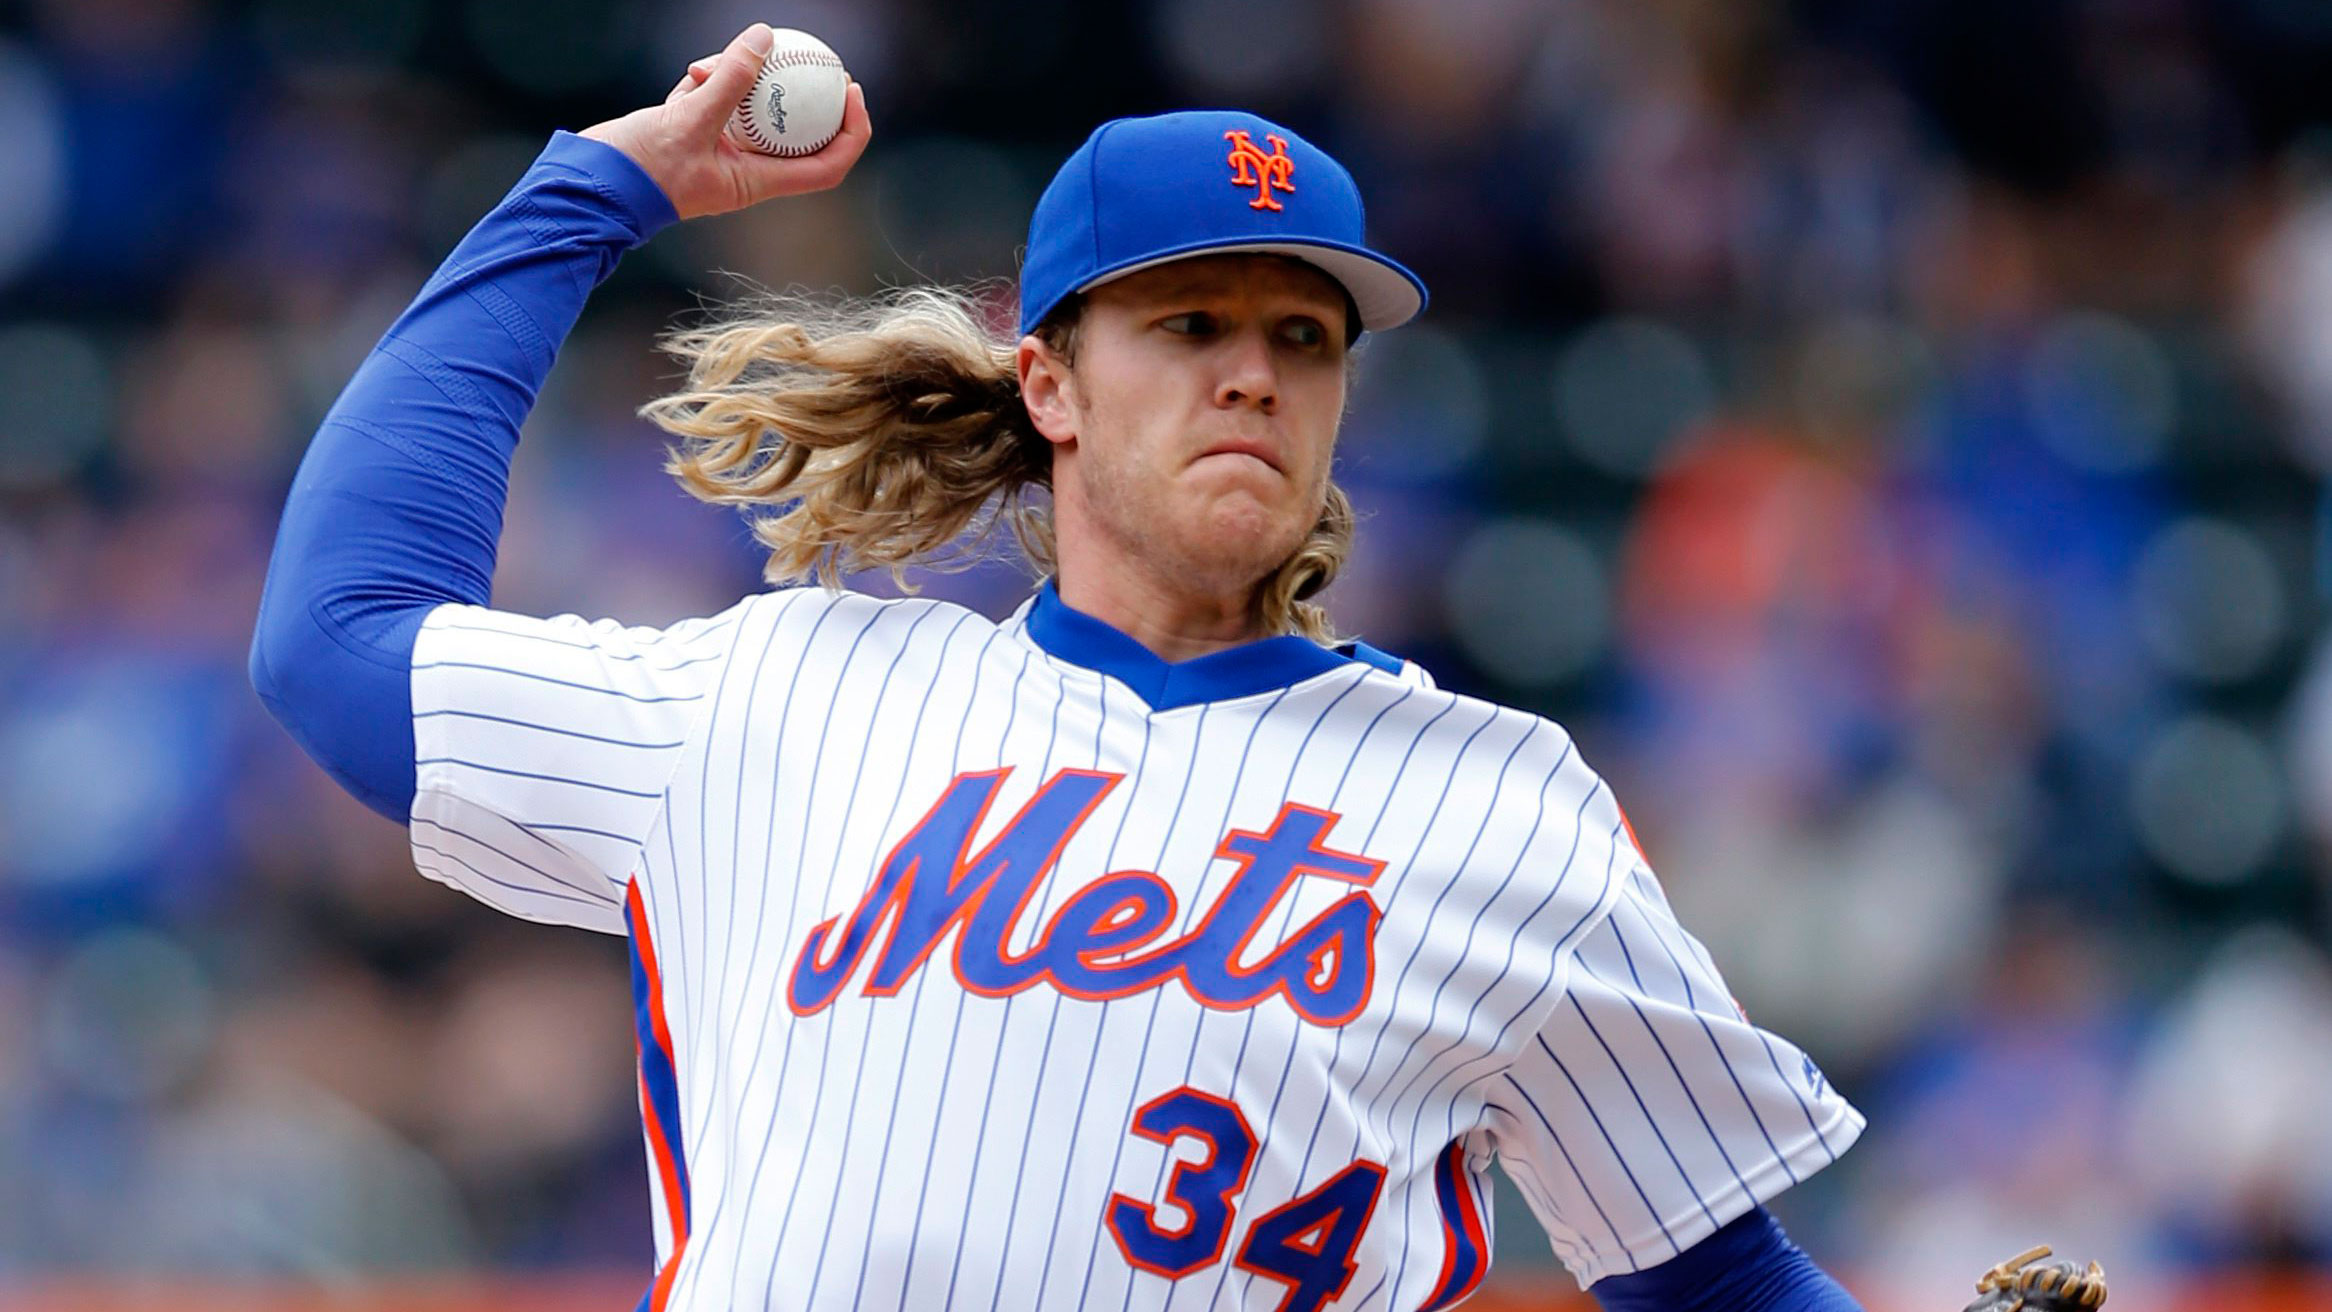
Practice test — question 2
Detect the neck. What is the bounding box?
[1053,562,1268,663]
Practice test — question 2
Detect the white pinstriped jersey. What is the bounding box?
[408,583,1862,1310]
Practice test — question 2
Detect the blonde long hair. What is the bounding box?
[639,285,1355,642]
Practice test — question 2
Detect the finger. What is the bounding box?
[677,23,773,134]
[731,80,871,198]
[809,81,873,175]
[663,59,715,105]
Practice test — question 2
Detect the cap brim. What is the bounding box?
[1073,237,1427,332]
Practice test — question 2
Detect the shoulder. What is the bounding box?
[1336,638,1437,692]
[1375,670,1622,852]
[710,586,1021,683]
[748,584,1006,641]
[413,586,989,681]
[420,594,759,658]
[1334,645,1575,760]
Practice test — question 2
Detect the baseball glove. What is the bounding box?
[1962,1245,2107,1311]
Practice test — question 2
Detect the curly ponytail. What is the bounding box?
[642,285,1354,643]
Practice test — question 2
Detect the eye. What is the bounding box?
[1279,316,1329,349]
[1161,312,1219,337]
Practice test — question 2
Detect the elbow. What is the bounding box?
[249,591,285,711]
[245,582,425,827]
[248,574,324,722]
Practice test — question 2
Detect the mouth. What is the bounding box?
[1195,440,1285,474]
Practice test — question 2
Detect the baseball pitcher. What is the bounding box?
[248,21,1984,1312]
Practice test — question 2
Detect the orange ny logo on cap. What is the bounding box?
[1223,130,1295,211]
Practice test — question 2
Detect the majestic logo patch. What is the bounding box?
[1224,130,1296,211]
[787,768,1385,1025]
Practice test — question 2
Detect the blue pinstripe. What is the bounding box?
[837,624,1011,1311]
[671,595,842,1305]
[645,602,751,1255]
[801,609,979,1304]
[1065,699,1216,1312]
[410,659,706,700]
[1616,874,1805,1177]
[673,595,788,1248]
[749,602,952,1298]
[1118,685,1301,1312]
[985,671,1142,1312]
[1310,703,1509,1312]
[888,639,1042,1311]
[1377,746,1572,1137]
[1341,710,1525,1116]
[412,838,608,912]
[1268,694,1468,1305]
[412,815,617,905]
[1343,719,1539,1306]
[1555,996,1723,1235]
[1521,1030,1679,1258]
[1480,1102,1592,1272]
[1165,675,1391,1312]
[1152,685,1380,1312]
[1203,671,1377,1195]
[1581,926,1764,1193]
[1021,678,1158,1312]
[723,600,900,1297]
[524,819,654,845]
[413,707,688,748]
[1499,1070,1628,1260]
[1207,678,1421,1306]
[431,620,730,666]
[417,756,666,798]
[936,654,1072,1311]
[1438,778,1613,1084]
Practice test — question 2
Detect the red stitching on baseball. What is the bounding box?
[732,51,845,156]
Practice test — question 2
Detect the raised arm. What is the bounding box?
[249,23,870,821]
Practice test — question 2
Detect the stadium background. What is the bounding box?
[2,0,2331,1307]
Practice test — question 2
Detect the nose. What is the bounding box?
[1214,329,1278,415]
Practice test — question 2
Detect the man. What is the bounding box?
[252,22,1867,1311]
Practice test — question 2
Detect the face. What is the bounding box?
[1019,254,1353,607]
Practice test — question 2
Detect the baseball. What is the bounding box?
[724,28,850,157]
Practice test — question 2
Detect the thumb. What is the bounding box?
[679,23,773,131]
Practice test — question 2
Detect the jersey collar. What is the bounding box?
[1021,581,1355,711]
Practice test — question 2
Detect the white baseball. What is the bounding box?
[724,29,850,158]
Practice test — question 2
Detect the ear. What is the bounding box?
[1016,335,1079,449]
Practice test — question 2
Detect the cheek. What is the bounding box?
[1069,395,1177,521]
[1289,378,1346,481]
[1079,375,1184,477]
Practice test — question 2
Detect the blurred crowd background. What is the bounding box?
[2,0,2331,1306]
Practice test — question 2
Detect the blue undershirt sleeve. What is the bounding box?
[249,131,679,823]
[1592,1207,1866,1312]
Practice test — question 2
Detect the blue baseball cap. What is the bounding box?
[1017,110,1428,337]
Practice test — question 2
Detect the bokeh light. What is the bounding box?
[1343,322,1489,477]
[2025,311,2178,474]
[2131,516,2289,685]
[1444,517,1608,687]
[1552,317,1715,478]
[38,929,215,1104]
[2130,714,2288,886]
[0,322,108,487]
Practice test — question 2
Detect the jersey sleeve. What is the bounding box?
[405,599,749,933]
[1486,857,1864,1288]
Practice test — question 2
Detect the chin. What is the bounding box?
[1174,495,1310,589]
